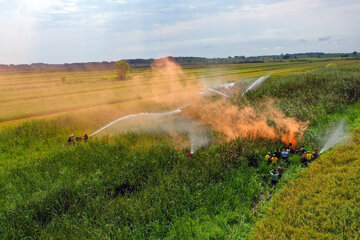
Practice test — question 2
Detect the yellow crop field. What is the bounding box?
[0,59,356,129]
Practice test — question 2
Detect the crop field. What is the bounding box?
[0,60,360,239]
[0,59,356,128]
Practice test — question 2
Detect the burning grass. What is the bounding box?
[184,99,308,147]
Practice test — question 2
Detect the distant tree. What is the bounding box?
[353,51,358,56]
[114,60,131,80]
[283,54,291,59]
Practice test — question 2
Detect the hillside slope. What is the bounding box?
[249,127,360,240]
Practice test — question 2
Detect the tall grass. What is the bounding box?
[0,120,292,239]
[239,65,360,121]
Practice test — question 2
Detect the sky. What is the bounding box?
[0,0,359,64]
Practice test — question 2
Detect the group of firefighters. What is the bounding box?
[267,143,320,186]
[67,133,89,145]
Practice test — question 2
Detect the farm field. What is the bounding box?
[0,61,359,239]
[0,59,357,129]
[1,0,359,239]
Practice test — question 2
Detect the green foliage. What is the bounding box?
[114,60,132,80]
[240,65,360,121]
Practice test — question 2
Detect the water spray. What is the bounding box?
[320,120,348,153]
[198,81,236,98]
[242,75,270,96]
[89,105,189,137]
[199,88,229,98]
[218,82,235,89]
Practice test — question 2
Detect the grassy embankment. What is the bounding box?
[0,63,359,239]
[249,126,360,239]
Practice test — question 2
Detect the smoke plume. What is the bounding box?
[182,98,308,146]
[92,57,308,148]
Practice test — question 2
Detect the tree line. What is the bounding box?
[0,52,358,73]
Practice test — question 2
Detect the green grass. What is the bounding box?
[239,65,360,121]
[1,120,299,239]
[0,118,286,238]
[303,102,360,149]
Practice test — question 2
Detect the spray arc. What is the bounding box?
[242,75,270,96]
[89,105,189,137]
[88,104,211,153]
[199,88,229,98]
[320,120,349,153]
[199,81,236,98]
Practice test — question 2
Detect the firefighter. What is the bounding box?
[270,169,279,186]
[84,133,89,143]
[265,152,271,163]
[186,152,193,158]
[274,148,281,159]
[300,146,306,155]
[306,151,312,162]
[288,142,293,151]
[301,152,307,167]
[287,143,294,153]
[281,149,288,161]
[67,134,74,145]
[75,136,82,143]
[277,164,284,178]
[313,148,319,159]
[271,154,278,165]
